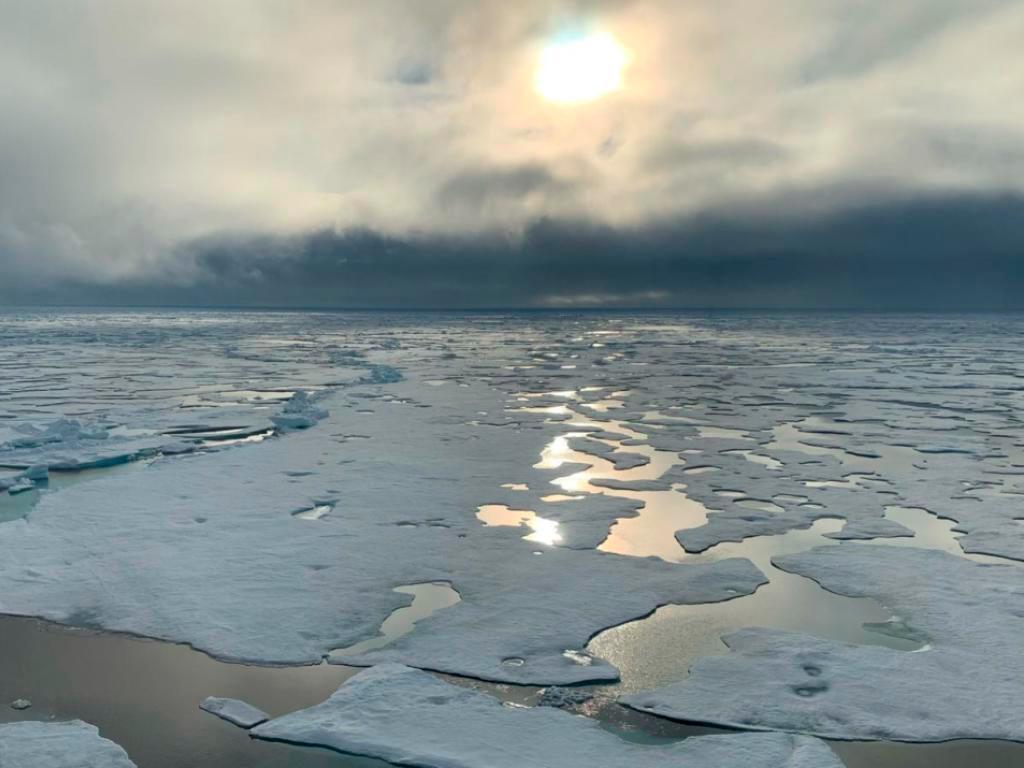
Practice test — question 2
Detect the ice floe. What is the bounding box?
[199,696,269,728]
[0,720,137,767]
[252,664,844,767]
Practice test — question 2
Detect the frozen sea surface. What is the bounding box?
[2,308,1024,767]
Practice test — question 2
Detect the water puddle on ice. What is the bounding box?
[858,505,1020,566]
[476,505,563,546]
[470,393,1024,767]
[589,518,922,693]
[501,397,976,697]
[498,392,1024,702]
[767,421,924,475]
[487,399,919,694]
[328,582,462,659]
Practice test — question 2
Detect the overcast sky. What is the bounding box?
[2,0,1023,308]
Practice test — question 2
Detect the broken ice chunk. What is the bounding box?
[252,665,845,768]
[22,465,49,482]
[361,365,403,384]
[199,696,269,729]
[7,479,35,495]
[270,392,328,432]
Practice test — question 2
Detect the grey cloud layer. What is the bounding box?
[8,192,1023,310]
[0,0,1022,306]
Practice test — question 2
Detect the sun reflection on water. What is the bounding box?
[476,504,563,546]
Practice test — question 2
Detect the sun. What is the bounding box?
[535,31,629,105]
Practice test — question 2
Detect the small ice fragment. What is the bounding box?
[292,504,333,521]
[199,696,270,729]
[22,465,49,482]
[271,392,328,432]
[362,365,403,384]
[562,649,593,666]
[10,698,31,710]
[8,479,35,495]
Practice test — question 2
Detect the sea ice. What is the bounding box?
[252,664,844,768]
[0,720,137,768]
[362,364,403,384]
[0,378,765,684]
[6,309,1024,746]
[824,518,914,540]
[269,391,328,432]
[624,544,1024,741]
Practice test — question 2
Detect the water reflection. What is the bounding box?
[589,519,921,693]
[476,505,563,546]
[0,617,379,768]
[330,582,462,659]
[4,384,1016,768]
[866,506,1020,566]
[510,396,926,694]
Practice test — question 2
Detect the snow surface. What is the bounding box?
[0,720,137,768]
[252,664,844,767]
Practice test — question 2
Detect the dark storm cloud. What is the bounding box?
[9,192,1022,310]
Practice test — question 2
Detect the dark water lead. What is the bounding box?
[1,616,1021,768]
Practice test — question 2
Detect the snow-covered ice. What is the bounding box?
[0,720,137,768]
[4,309,1024,753]
[252,664,844,767]
[0,374,764,683]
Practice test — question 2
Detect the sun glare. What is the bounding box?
[535,32,629,105]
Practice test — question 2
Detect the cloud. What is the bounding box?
[436,163,582,217]
[7,191,1023,310]
[0,0,1023,306]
